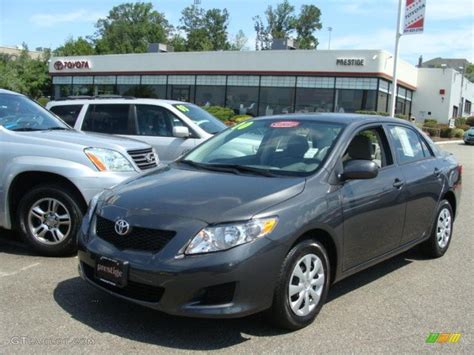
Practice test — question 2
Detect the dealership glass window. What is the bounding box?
[335,89,376,113]
[116,75,140,97]
[227,75,260,87]
[377,91,389,112]
[336,78,378,90]
[52,76,72,99]
[295,88,334,113]
[140,75,167,98]
[94,76,116,96]
[226,86,259,116]
[260,76,296,88]
[195,86,226,106]
[465,100,472,114]
[82,104,133,134]
[72,76,94,96]
[258,87,295,115]
[297,77,335,89]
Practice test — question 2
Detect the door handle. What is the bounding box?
[393,179,404,189]
[434,168,441,177]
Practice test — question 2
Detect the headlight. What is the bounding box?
[85,148,135,172]
[184,217,278,255]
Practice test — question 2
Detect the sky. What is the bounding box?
[0,0,473,65]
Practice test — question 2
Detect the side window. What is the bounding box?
[389,125,426,164]
[49,105,83,126]
[82,104,132,135]
[344,127,393,168]
[135,105,186,137]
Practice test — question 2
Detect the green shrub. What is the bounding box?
[455,117,466,128]
[202,106,235,121]
[422,127,440,137]
[466,116,474,127]
[355,110,390,116]
[232,115,252,123]
[439,126,455,138]
[457,124,470,131]
[424,119,438,127]
[37,97,49,107]
[453,128,465,138]
[394,114,408,120]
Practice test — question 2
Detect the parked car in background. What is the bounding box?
[47,97,227,162]
[0,89,158,256]
[463,127,474,144]
[77,114,461,330]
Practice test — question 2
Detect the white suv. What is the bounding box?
[47,98,227,162]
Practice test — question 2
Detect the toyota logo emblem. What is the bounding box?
[114,219,130,236]
[53,61,64,70]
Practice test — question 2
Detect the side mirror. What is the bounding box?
[340,160,379,181]
[173,126,190,138]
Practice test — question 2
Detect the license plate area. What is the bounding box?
[95,256,128,288]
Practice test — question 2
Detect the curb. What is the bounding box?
[434,140,464,145]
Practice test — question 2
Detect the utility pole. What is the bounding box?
[389,0,403,117]
[327,27,333,50]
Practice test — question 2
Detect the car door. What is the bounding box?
[341,125,407,270]
[131,104,196,162]
[387,125,443,244]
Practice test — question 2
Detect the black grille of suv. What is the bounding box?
[95,215,175,253]
[127,148,158,170]
[81,262,164,303]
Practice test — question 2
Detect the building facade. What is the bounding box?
[48,49,472,122]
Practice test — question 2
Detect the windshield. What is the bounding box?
[0,93,69,131]
[173,104,226,134]
[183,119,344,176]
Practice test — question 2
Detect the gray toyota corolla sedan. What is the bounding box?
[77,114,462,330]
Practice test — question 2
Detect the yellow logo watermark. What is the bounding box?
[426,333,462,344]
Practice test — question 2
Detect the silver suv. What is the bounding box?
[0,89,158,256]
[46,97,226,162]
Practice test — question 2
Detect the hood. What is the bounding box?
[99,165,306,225]
[15,129,150,151]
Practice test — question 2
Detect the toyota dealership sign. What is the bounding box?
[53,60,92,70]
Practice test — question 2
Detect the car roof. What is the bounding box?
[48,98,187,106]
[253,113,409,125]
[0,88,23,96]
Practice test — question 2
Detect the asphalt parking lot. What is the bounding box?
[0,143,472,354]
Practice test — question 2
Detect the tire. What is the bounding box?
[17,185,83,256]
[269,240,330,330]
[421,200,453,258]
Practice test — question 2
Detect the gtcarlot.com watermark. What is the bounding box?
[10,336,95,346]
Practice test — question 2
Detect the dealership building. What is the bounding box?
[49,49,473,122]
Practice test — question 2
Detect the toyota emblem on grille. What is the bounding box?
[114,219,130,236]
[145,152,155,163]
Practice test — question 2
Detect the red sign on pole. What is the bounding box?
[403,0,426,34]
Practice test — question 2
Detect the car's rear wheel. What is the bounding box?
[18,185,83,256]
[269,240,330,330]
[421,200,453,258]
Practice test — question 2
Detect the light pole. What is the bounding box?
[389,0,403,117]
[458,66,465,117]
[328,27,333,50]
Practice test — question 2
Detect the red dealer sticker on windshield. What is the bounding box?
[270,121,300,128]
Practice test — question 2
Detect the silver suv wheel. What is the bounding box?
[288,253,325,317]
[28,198,72,245]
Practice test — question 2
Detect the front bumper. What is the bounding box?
[77,229,288,318]
[464,136,474,144]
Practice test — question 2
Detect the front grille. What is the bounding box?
[82,262,164,303]
[128,148,158,171]
[95,215,175,253]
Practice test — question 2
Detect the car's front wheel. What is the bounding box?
[421,199,453,258]
[269,240,330,330]
[18,185,84,256]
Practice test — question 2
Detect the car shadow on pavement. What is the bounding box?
[52,247,426,350]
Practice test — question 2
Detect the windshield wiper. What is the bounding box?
[10,127,43,132]
[44,127,71,131]
[179,160,240,174]
[212,164,279,177]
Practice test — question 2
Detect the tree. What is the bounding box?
[230,30,248,51]
[0,45,50,99]
[295,5,322,49]
[54,37,95,56]
[179,5,230,51]
[94,2,171,54]
[253,1,322,50]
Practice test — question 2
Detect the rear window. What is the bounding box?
[50,105,83,126]
[82,104,132,135]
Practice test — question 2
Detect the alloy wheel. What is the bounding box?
[28,198,72,245]
[436,207,452,249]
